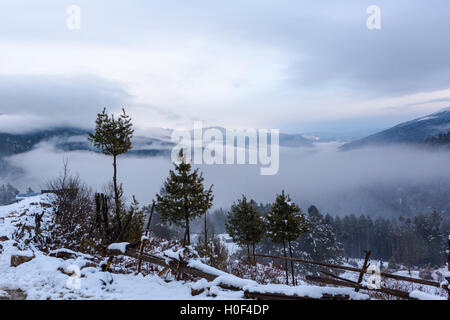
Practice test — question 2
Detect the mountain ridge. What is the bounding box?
[341,108,450,150]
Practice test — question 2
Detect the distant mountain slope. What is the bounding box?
[0,128,88,157]
[341,108,450,150]
[0,127,174,161]
[0,126,313,172]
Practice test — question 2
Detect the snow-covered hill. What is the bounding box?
[341,107,450,150]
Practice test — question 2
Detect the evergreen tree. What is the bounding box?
[225,195,265,262]
[0,183,19,205]
[293,206,343,276]
[88,108,134,238]
[265,190,308,285]
[156,150,214,246]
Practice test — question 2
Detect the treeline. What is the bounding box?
[0,183,35,205]
[425,131,450,145]
[325,211,449,267]
[206,205,450,268]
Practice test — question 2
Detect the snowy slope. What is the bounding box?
[341,107,450,150]
[0,196,444,300]
[0,195,243,299]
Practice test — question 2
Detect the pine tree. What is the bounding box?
[225,195,265,263]
[293,205,343,276]
[156,150,214,247]
[88,108,134,239]
[265,190,308,285]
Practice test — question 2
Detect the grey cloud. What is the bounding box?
[6,142,450,217]
[0,74,131,132]
[1,0,450,120]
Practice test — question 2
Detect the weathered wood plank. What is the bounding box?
[253,253,441,288]
[306,275,416,300]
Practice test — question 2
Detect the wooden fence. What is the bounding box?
[253,239,450,300]
[106,236,450,300]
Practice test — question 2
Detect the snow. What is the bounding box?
[0,197,243,300]
[410,290,446,300]
[0,194,49,218]
[217,233,241,256]
[49,248,93,259]
[187,259,229,277]
[244,283,369,300]
[1,195,446,300]
[0,289,10,299]
[187,259,370,300]
[9,249,34,258]
[164,247,185,260]
[417,116,437,121]
[107,243,130,254]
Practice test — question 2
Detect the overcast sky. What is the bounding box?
[1,0,449,135]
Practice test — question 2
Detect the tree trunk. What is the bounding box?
[183,229,187,247]
[113,154,122,232]
[185,216,190,246]
[252,243,256,265]
[204,213,208,253]
[247,244,251,263]
[288,240,296,286]
[282,241,289,285]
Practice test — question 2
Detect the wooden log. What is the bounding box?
[108,246,219,281]
[243,290,350,300]
[306,275,416,300]
[253,253,441,288]
[108,246,367,300]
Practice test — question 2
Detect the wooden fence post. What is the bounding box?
[137,200,155,274]
[447,236,450,300]
[355,250,371,292]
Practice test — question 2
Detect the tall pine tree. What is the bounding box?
[265,190,308,285]
[156,150,214,247]
[88,108,134,237]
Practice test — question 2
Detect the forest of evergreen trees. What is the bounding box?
[325,211,449,267]
[425,131,450,145]
[205,205,449,268]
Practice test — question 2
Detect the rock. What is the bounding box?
[10,254,34,267]
[48,249,81,260]
[0,288,27,300]
[50,251,78,260]
[0,290,10,300]
[191,288,205,296]
[0,236,8,242]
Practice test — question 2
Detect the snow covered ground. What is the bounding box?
[0,195,245,299]
[0,195,446,300]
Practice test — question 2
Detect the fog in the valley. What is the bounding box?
[3,142,450,217]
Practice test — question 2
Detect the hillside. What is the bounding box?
[0,195,374,300]
[341,108,450,150]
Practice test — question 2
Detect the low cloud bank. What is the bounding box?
[4,142,450,217]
